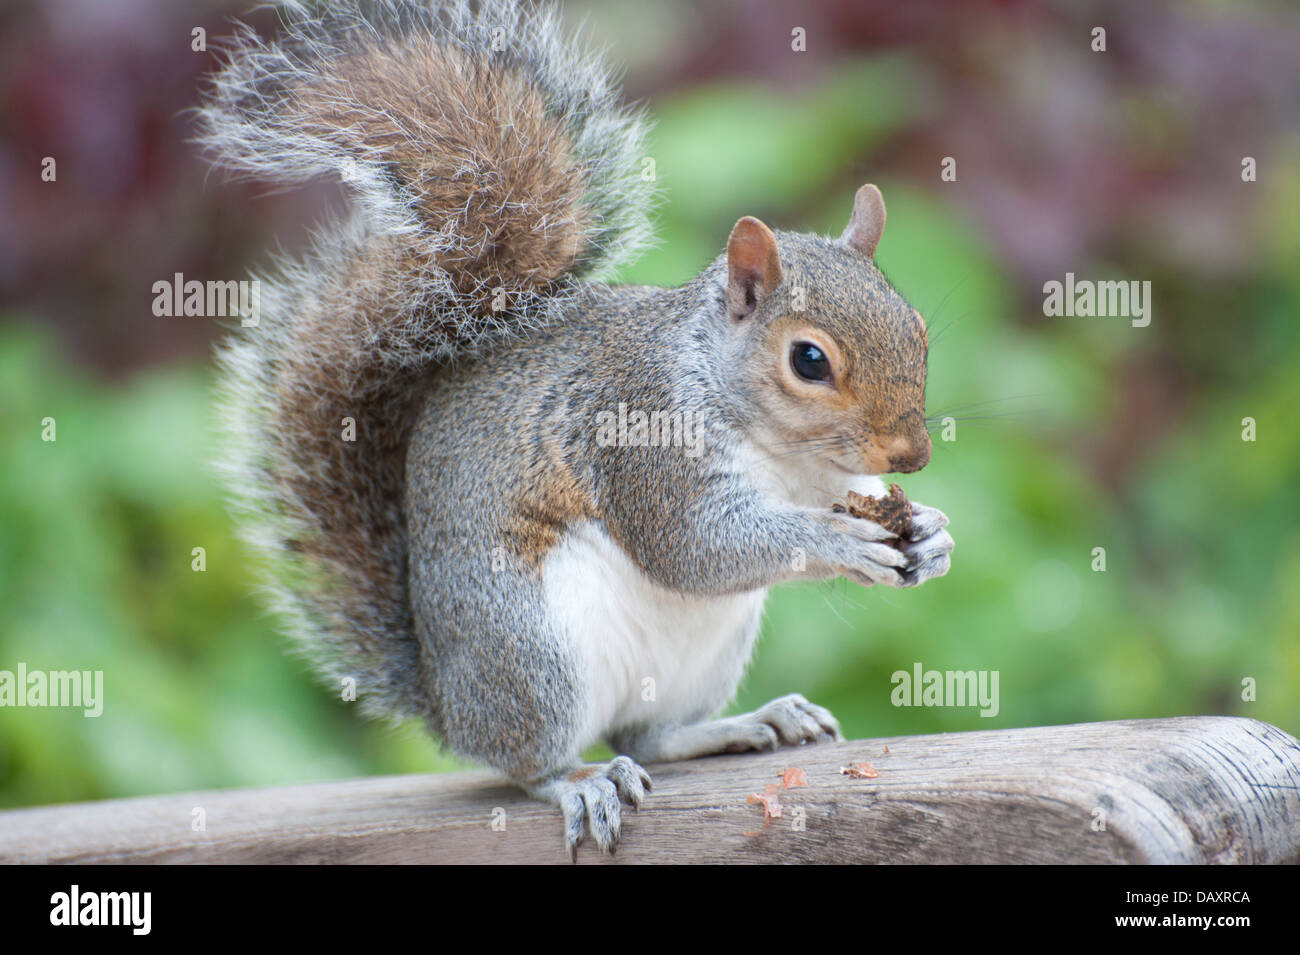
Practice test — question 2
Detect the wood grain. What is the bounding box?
[1,717,1296,864]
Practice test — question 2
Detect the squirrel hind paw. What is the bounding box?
[535,756,653,861]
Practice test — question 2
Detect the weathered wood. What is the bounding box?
[1,717,1296,864]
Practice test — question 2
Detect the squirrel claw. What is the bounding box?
[541,756,653,861]
[898,502,954,587]
[729,693,844,748]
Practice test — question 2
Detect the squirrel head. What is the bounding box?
[721,184,930,476]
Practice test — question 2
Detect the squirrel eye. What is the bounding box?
[790,341,832,382]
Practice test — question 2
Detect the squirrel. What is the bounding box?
[197,0,953,858]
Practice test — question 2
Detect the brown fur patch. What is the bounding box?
[505,440,597,566]
[272,270,424,659]
[290,39,591,312]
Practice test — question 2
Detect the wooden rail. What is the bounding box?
[2,717,1297,864]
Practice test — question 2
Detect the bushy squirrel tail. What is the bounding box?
[197,0,654,719]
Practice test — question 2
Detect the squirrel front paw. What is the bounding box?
[815,509,911,587]
[728,693,845,749]
[814,502,952,589]
[898,502,953,587]
[531,756,652,861]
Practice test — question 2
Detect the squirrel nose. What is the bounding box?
[884,432,931,473]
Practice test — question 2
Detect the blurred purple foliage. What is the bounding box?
[0,0,337,374]
[1,0,1296,417]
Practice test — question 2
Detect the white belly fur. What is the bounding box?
[542,520,767,747]
[733,438,887,507]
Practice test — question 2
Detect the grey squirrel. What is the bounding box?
[197,0,953,857]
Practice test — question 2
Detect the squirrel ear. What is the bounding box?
[840,183,886,258]
[726,216,784,321]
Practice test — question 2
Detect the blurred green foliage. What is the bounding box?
[2,54,1297,809]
